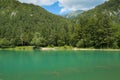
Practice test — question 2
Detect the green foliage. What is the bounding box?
[0,38,11,48]
[0,0,73,47]
[0,0,120,49]
[76,39,85,48]
[31,33,46,47]
[72,0,120,49]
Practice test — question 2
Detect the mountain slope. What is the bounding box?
[63,10,84,18]
[0,0,120,49]
[71,0,120,48]
[75,0,120,24]
[0,0,73,47]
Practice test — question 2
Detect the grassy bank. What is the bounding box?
[0,46,120,51]
[0,46,34,51]
[0,46,73,51]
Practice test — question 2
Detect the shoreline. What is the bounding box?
[0,46,120,51]
[41,47,120,51]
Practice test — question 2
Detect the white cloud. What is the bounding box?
[36,0,57,6]
[19,0,108,13]
[19,0,38,4]
[19,0,57,6]
[58,0,108,13]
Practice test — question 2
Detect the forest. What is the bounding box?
[0,0,120,49]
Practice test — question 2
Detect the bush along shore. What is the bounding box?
[0,46,120,51]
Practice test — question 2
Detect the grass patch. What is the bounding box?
[0,46,34,51]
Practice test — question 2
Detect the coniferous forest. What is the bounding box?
[0,0,120,49]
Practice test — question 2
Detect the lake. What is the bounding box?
[0,50,120,80]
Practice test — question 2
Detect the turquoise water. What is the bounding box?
[0,50,120,80]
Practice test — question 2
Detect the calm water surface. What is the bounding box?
[0,50,120,80]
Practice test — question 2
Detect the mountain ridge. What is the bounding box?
[63,10,84,18]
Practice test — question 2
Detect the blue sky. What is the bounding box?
[19,0,108,15]
[42,2,62,15]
